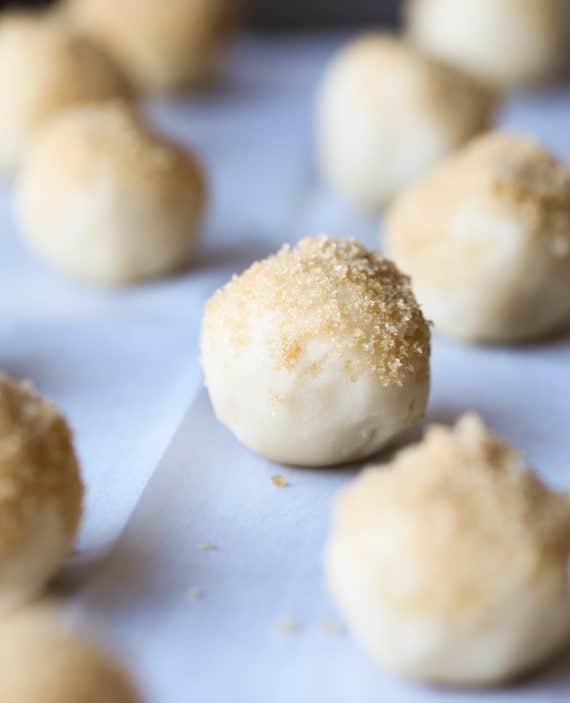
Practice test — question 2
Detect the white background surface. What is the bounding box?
[2,33,570,702]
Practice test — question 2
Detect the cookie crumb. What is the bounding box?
[276,616,298,634]
[271,474,290,488]
[197,540,218,552]
[188,586,203,601]
[317,619,345,636]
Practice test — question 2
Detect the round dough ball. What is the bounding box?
[15,101,206,286]
[201,236,431,467]
[316,34,495,211]
[325,414,570,686]
[0,11,132,175]
[65,0,236,94]
[0,608,140,702]
[385,131,570,343]
[0,375,83,614]
[406,0,565,91]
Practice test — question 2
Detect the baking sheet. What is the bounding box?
[1,33,569,702]
[78,336,570,703]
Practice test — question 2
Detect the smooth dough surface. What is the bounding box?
[406,0,565,90]
[15,101,206,286]
[316,33,495,211]
[326,414,570,686]
[0,11,131,174]
[0,375,83,614]
[0,608,141,702]
[201,236,431,467]
[385,131,570,343]
[65,0,236,94]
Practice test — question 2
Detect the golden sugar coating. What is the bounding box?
[389,132,570,266]
[336,414,570,625]
[0,375,83,553]
[205,236,430,386]
[25,100,205,195]
[0,608,141,703]
[0,11,132,172]
[65,0,237,93]
[385,131,570,341]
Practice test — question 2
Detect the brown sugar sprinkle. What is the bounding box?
[356,415,570,625]
[205,236,430,386]
[470,133,570,251]
[271,474,289,488]
[0,375,83,552]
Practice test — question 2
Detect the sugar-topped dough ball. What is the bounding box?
[0,11,132,175]
[386,132,570,343]
[316,34,495,211]
[15,101,206,286]
[0,375,83,614]
[326,414,570,686]
[201,236,431,467]
[0,608,141,702]
[65,0,236,94]
[406,0,565,91]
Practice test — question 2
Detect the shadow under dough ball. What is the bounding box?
[316,33,496,211]
[15,101,207,286]
[0,375,83,615]
[0,10,132,175]
[385,131,570,343]
[325,414,570,686]
[0,608,141,703]
[201,235,431,467]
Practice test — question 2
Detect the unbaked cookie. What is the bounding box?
[316,34,495,210]
[326,414,570,685]
[386,131,570,343]
[201,235,431,467]
[0,11,131,174]
[406,0,565,90]
[65,0,236,94]
[0,375,83,614]
[15,101,206,286]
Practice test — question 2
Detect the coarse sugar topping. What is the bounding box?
[205,235,431,386]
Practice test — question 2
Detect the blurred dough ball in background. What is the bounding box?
[201,236,431,467]
[65,0,238,94]
[0,608,141,703]
[316,34,496,211]
[15,101,206,286]
[406,0,566,91]
[0,11,132,175]
[385,131,570,344]
[326,414,570,686]
[0,375,83,615]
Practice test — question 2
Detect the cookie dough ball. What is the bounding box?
[386,132,570,343]
[0,11,132,175]
[201,236,431,467]
[316,34,495,211]
[0,375,83,614]
[406,0,565,91]
[15,101,206,286]
[65,0,236,94]
[326,414,570,686]
[0,608,141,702]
